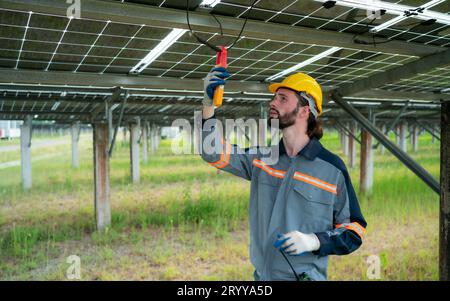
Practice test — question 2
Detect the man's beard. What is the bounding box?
[268,106,299,129]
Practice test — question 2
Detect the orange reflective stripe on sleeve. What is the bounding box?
[351,222,366,236]
[293,171,337,195]
[208,139,231,169]
[335,222,366,239]
[252,159,286,179]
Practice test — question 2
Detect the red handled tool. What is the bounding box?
[186,0,258,106]
[213,46,228,107]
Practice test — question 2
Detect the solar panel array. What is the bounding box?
[0,0,448,123]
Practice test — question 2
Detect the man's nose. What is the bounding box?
[269,96,277,107]
[268,103,274,112]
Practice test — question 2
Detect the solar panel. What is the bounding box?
[0,0,447,123]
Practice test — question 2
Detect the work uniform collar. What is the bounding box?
[279,137,322,160]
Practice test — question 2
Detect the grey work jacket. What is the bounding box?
[200,117,367,281]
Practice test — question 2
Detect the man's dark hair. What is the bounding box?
[295,93,323,140]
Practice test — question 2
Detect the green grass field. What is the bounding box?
[0,129,440,280]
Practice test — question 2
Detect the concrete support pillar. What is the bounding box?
[412,125,419,152]
[399,121,408,152]
[157,127,160,149]
[130,123,140,184]
[360,129,373,195]
[71,123,80,168]
[409,125,414,146]
[396,125,400,146]
[157,127,160,150]
[348,122,356,168]
[150,126,155,153]
[151,125,160,152]
[20,115,32,190]
[149,125,155,153]
[250,121,258,147]
[342,130,349,156]
[380,124,386,155]
[440,101,450,280]
[122,126,127,146]
[142,122,148,164]
[93,123,111,231]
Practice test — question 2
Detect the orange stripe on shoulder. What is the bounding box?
[252,159,286,179]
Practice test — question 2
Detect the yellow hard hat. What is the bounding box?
[268,72,323,116]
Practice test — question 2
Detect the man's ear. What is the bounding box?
[299,106,310,119]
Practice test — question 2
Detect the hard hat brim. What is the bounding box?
[268,83,287,93]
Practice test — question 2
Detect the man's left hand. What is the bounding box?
[274,231,320,255]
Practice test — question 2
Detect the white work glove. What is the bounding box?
[203,67,230,106]
[274,231,320,255]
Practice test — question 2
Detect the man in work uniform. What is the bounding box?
[200,67,367,281]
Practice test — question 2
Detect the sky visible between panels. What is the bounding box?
[0,0,448,93]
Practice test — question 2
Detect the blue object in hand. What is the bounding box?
[204,67,230,102]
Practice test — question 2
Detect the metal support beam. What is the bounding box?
[350,89,445,102]
[0,95,265,108]
[0,0,442,57]
[440,100,450,281]
[415,120,441,142]
[0,109,251,124]
[93,122,111,231]
[108,105,116,144]
[20,115,32,190]
[332,93,440,194]
[432,125,437,144]
[1,83,445,103]
[0,68,267,94]
[374,102,409,149]
[335,120,361,144]
[108,88,127,157]
[335,48,450,97]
